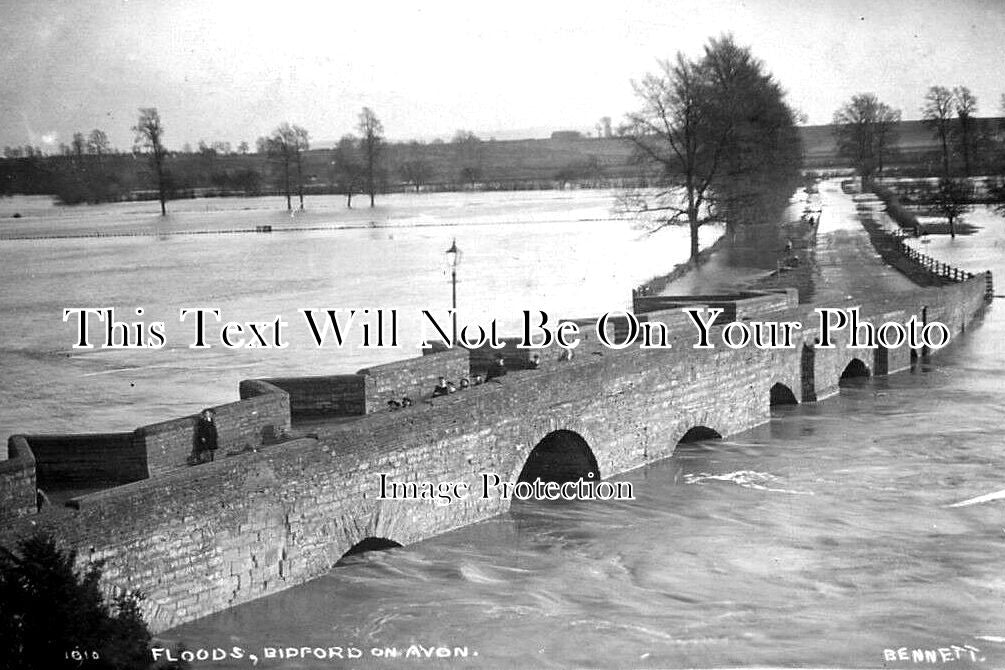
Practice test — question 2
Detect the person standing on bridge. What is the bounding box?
[195,408,218,463]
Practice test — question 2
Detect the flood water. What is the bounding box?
[0,190,718,439]
[4,193,1005,668]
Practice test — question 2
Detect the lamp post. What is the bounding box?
[445,238,460,344]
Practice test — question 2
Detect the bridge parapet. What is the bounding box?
[634,288,798,321]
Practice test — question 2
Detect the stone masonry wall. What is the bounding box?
[0,437,36,522]
[210,393,292,452]
[261,375,369,418]
[137,392,292,477]
[137,415,198,477]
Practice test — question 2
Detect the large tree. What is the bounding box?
[132,107,168,215]
[622,35,802,261]
[832,93,901,186]
[700,36,802,226]
[922,86,955,178]
[357,107,384,207]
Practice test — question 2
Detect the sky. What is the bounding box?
[1,0,1003,151]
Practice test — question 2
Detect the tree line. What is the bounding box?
[832,86,1005,236]
[832,86,996,183]
[1,35,809,251]
[1,110,587,212]
[0,107,390,215]
[134,107,388,215]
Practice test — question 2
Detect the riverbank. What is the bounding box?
[648,185,820,300]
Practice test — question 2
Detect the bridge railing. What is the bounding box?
[861,201,993,300]
[886,228,972,280]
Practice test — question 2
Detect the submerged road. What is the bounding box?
[662,178,933,305]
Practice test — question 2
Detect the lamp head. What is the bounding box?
[445,238,460,268]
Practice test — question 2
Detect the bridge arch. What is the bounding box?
[839,357,871,384]
[677,425,723,443]
[516,429,600,486]
[769,382,799,406]
[336,536,403,564]
[671,425,724,463]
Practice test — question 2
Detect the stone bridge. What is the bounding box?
[0,193,993,633]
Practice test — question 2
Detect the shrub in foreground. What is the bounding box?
[0,532,151,669]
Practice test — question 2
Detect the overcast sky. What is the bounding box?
[1,0,1003,151]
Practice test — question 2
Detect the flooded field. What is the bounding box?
[0,190,719,438]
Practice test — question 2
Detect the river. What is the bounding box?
[4,191,1004,668]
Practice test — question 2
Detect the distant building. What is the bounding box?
[550,130,583,141]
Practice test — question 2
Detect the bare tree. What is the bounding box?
[260,122,310,210]
[452,131,483,187]
[872,104,901,175]
[832,93,901,186]
[70,133,86,159]
[357,107,384,207]
[86,129,110,158]
[397,141,432,193]
[933,177,972,239]
[952,86,977,176]
[133,108,168,215]
[622,35,801,261]
[331,134,363,208]
[622,53,717,261]
[922,86,955,177]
